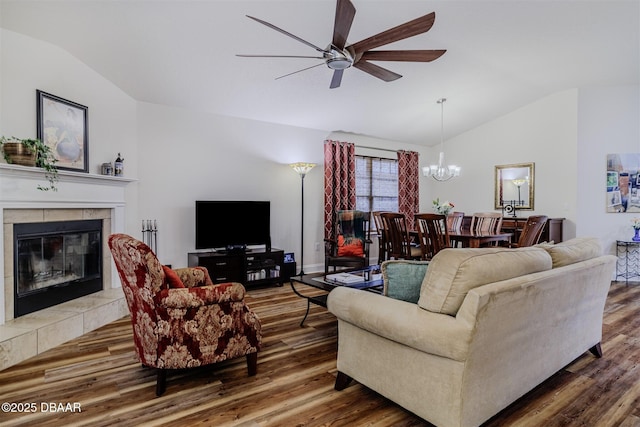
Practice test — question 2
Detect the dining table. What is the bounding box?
[449,230,513,248]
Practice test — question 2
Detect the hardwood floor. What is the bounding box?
[0,281,639,427]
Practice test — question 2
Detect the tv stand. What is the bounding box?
[188,248,284,287]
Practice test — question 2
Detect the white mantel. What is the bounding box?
[0,163,136,325]
[0,163,135,205]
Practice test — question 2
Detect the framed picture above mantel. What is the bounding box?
[36,90,89,173]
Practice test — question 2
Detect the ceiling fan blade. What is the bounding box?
[330,69,344,89]
[332,0,356,50]
[353,60,402,82]
[237,54,325,59]
[246,15,326,53]
[350,12,436,57]
[275,62,326,80]
[360,49,446,62]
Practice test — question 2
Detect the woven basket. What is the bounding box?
[2,142,37,166]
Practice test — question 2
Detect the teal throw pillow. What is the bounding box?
[381,260,429,303]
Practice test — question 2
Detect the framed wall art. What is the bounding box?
[36,90,88,172]
[607,153,640,213]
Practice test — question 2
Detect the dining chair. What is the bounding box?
[470,212,503,247]
[380,212,422,260]
[447,211,465,248]
[415,213,451,260]
[471,212,503,233]
[371,211,390,263]
[446,211,465,233]
[510,215,548,247]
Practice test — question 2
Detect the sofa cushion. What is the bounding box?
[381,260,429,303]
[418,247,552,315]
[542,237,602,268]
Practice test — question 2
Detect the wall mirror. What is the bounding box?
[494,162,535,211]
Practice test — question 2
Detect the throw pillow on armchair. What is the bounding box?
[162,265,186,288]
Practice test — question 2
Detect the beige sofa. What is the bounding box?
[327,238,616,427]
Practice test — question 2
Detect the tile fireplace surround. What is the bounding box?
[0,164,135,370]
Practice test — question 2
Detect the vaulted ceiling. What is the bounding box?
[1,0,638,145]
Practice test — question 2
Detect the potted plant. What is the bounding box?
[0,136,59,191]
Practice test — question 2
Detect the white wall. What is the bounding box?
[136,120,429,272]
[578,85,640,254]
[0,29,139,233]
[137,102,330,271]
[424,90,579,237]
[424,86,640,255]
[0,4,3,126]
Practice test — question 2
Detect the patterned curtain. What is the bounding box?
[324,140,356,240]
[397,150,420,231]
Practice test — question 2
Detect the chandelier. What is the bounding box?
[422,98,460,182]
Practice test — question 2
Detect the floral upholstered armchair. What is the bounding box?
[108,233,262,396]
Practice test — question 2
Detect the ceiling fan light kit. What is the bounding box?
[238,0,446,88]
[325,47,353,70]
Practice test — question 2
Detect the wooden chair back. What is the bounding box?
[371,211,389,262]
[371,211,385,234]
[515,215,548,247]
[470,212,503,235]
[470,212,503,247]
[415,213,451,260]
[446,211,464,233]
[380,212,420,260]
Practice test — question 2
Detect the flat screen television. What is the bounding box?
[195,200,271,250]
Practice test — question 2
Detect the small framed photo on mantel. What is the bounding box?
[36,90,89,173]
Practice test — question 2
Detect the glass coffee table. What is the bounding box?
[290,265,383,326]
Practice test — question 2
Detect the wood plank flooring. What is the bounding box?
[0,281,639,426]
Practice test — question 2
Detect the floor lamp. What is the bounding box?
[290,162,316,275]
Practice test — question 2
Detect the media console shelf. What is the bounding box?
[188,248,285,288]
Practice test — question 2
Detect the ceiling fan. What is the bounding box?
[237,0,446,89]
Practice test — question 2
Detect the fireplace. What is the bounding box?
[0,163,135,327]
[13,219,103,317]
[0,164,135,370]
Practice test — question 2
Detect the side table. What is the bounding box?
[616,240,640,284]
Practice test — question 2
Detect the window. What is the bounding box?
[355,155,398,214]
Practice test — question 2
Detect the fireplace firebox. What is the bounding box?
[14,219,103,317]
